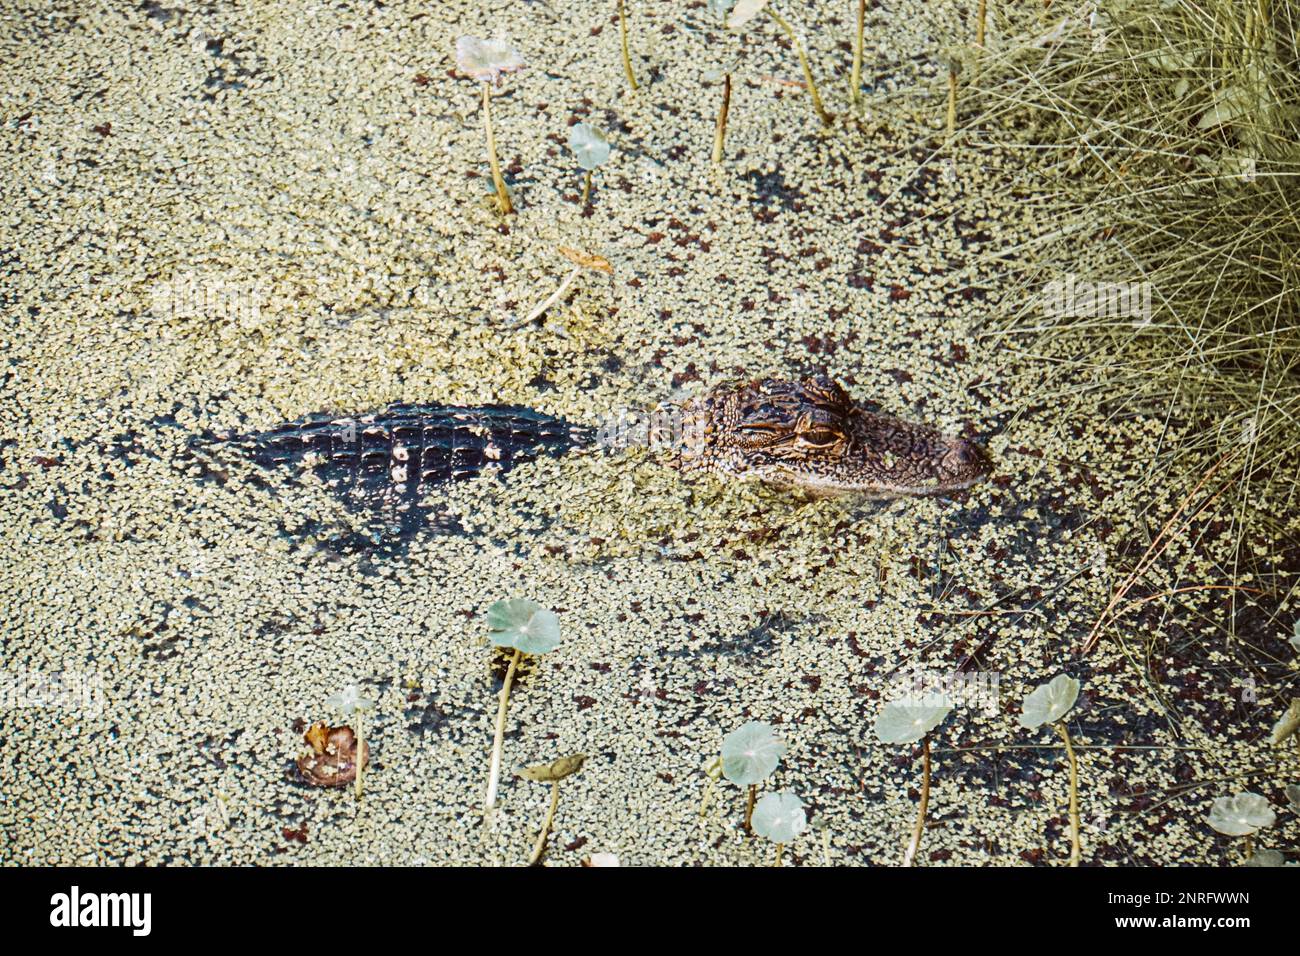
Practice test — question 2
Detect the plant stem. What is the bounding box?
[581,169,593,206]
[1057,721,1081,867]
[850,0,865,106]
[773,842,784,867]
[523,266,581,325]
[485,648,522,811]
[1243,834,1254,861]
[618,0,639,91]
[712,73,732,165]
[482,83,511,215]
[902,737,931,866]
[976,0,987,46]
[528,781,562,866]
[946,65,958,141]
[744,784,757,832]
[354,713,365,800]
[766,7,832,127]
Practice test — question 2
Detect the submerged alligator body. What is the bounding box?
[212,374,990,544]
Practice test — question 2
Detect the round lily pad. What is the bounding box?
[1207,792,1276,836]
[568,123,611,171]
[726,0,769,30]
[454,35,525,85]
[874,701,951,744]
[486,598,561,654]
[720,720,786,786]
[751,790,807,844]
[1019,674,1081,729]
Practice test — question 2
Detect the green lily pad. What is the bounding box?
[568,123,610,171]
[751,790,807,844]
[720,720,785,786]
[1291,619,1300,654]
[1284,784,1299,814]
[1207,792,1276,836]
[873,701,951,744]
[486,598,561,654]
[726,0,768,29]
[1019,674,1081,728]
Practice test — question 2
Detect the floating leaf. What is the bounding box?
[568,123,611,171]
[1207,792,1276,836]
[751,790,807,844]
[726,0,769,30]
[720,720,786,786]
[582,852,621,867]
[1285,785,1299,814]
[1019,674,1080,728]
[455,35,525,85]
[707,0,736,22]
[518,753,586,783]
[558,245,612,274]
[326,683,373,715]
[874,700,951,744]
[486,598,561,654]
[1291,619,1300,654]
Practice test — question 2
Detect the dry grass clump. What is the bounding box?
[966,0,1300,561]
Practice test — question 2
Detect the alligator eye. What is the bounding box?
[798,429,843,448]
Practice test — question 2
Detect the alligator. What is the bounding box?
[206,373,991,546]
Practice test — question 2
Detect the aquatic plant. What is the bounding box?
[706,1,737,163]
[327,684,374,799]
[518,753,586,865]
[618,0,638,91]
[454,35,526,215]
[484,598,562,811]
[850,0,866,107]
[712,72,733,164]
[1286,785,1300,814]
[963,1,1300,584]
[874,698,952,866]
[522,245,613,326]
[1207,792,1276,862]
[1020,674,1082,866]
[720,720,787,831]
[751,790,807,866]
[726,0,832,127]
[568,122,611,206]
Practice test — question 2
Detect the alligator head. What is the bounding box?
[659,374,992,497]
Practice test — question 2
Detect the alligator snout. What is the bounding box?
[938,436,993,491]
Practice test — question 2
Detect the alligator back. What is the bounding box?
[208,403,594,546]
